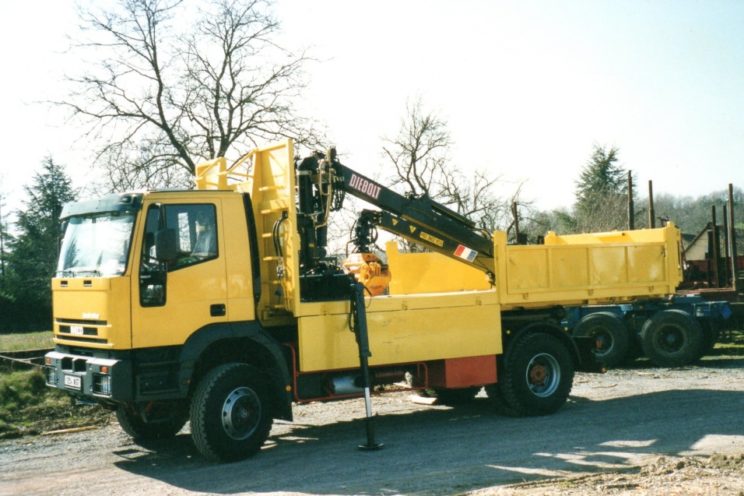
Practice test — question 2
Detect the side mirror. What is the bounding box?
[154,228,179,262]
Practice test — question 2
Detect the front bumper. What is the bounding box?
[45,350,132,402]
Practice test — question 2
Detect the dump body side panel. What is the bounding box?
[297,292,502,372]
[386,225,683,309]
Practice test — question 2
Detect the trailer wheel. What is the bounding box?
[116,403,187,442]
[640,309,703,367]
[572,312,629,368]
[433,387,480,405]
[499,333,574,416]
[190,363,273,462]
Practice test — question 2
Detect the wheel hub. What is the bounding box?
[658,325,684,352]
[525,353,561,398]
[593,328,613,355]
[222,386,261,441]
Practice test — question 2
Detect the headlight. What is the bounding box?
[93,373,112,396]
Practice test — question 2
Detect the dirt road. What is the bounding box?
[2,356,744,495]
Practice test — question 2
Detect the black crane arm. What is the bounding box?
[296,149,495,277]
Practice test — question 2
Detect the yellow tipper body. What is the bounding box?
[385,224,683,308]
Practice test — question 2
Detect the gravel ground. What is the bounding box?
[1,354,744,495]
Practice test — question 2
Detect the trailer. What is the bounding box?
[564,296,731,367]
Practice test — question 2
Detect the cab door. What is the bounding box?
[131,200,228,348]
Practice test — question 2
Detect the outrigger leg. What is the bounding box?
[349,281,383,451]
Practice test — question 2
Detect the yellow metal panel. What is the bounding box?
[298,299,502,372]
[296,288,500,317]
[249,140,300,323]
[222,197,256,322]
[385,242,490,295]
[549,247,589,288]
[506,248,549,291]
[589,246,627,285]
[194,157,228,190]
[52,277,132,350]
[132,257,228,348]
[627,245,666,283]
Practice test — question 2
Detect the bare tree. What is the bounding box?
[61,0,319,190]
[382,100,511,245]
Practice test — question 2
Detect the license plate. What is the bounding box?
[70,325,84,336]
[64,375,82,389]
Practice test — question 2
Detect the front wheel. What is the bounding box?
[190,363,273,462]
[498,333,574,416]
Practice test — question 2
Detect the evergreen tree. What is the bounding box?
[0,191,10,291]
[5,158,76,330]
[574,145,631,232]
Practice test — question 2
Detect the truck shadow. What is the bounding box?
[113,387,744,495]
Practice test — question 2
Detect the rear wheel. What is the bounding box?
[640,309,703,367]
[498,333,574,416]
[190,363,273,462]
[572,312,629,368]
[116,402,188,442]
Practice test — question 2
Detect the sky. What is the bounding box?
[1,0,743,219]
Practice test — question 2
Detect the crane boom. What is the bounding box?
[296,149,495,278]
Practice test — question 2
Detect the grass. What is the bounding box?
[0,331,53,352]
[0,369,110,439]
[0,331,113,439]
[711,328,744,356]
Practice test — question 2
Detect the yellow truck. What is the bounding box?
[45,140,684,461]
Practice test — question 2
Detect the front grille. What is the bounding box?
[57,318,108,326]
[59,325,99,336]
[55,318,109,344]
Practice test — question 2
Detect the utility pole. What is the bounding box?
[627,171,634,230]
[711,206,721,287]
[729,184,739,293]
[648,180,655,228]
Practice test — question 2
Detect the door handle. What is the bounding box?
[210,304,226,317]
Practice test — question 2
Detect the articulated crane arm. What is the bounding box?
[296,148,496,281]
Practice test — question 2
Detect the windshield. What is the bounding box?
[57,212,136,277]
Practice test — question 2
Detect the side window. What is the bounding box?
[141,203,218,272]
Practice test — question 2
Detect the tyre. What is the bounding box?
[572,312,629,368]
[640,309,703,367]
[190,363,273,462]
[116,402,188,442]
[433,387,480,405]
[498,333,574,416]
